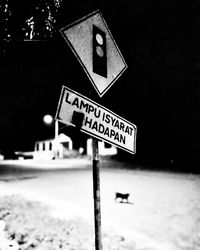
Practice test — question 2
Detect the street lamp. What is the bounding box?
[43,114,53,125]
[43,114,59,159]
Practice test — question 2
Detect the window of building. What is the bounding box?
[104,142,112,148]
[63,141,69,149]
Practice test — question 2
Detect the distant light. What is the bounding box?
[43,114,53,125]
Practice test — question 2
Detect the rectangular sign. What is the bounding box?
[56,86,136,154]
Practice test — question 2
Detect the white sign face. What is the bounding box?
[56,86,136,154]
[60,10,127,97]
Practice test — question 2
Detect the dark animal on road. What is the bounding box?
[115,192,130,203]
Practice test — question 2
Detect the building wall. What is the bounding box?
[34,134,73,160]
[86,138,117,156]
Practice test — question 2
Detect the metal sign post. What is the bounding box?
[55,85,137,250]
[57,10,136,250]
[92,137,102,250]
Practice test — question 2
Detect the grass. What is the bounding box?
[0,194,136,250]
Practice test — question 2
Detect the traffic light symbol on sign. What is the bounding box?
[93,25,107,78]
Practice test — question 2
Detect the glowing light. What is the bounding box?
[43,114,53,124]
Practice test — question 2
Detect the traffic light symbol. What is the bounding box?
[93,25,107,78]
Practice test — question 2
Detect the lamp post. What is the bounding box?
[54,120,59,159]
[43,114,53,125]
[43,114,59,159]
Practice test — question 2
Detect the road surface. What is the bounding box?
[0,159,200,250]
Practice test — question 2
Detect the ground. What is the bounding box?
[0,158,199,250]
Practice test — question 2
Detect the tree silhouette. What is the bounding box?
[0,0,62,50]
[0,0,12,52]
[23,0,62,40]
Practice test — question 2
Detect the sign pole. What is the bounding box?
[92,137,102,250]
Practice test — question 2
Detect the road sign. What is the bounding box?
[60,10,127,97]
[56,86,136,154]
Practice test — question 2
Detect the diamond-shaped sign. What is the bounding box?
[60,10,128,97]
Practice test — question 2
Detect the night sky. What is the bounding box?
[1,0,200,170]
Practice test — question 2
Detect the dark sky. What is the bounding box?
[1,0,200,168]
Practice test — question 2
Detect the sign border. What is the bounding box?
[55,85,137,154]
[59,10,128,97]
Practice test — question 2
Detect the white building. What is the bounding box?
[34,133,73,160]
[15,135,117,160]
[86,138,117,156]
